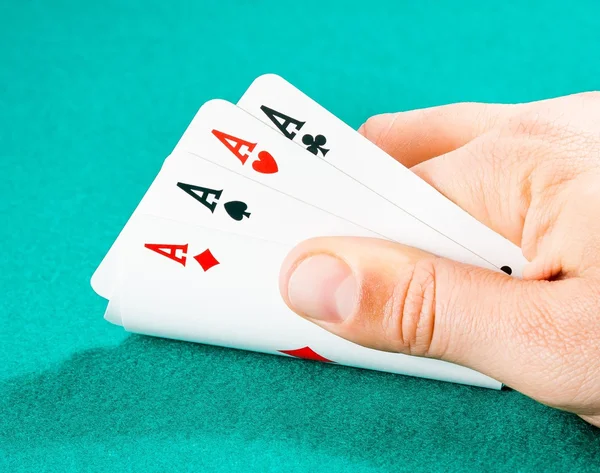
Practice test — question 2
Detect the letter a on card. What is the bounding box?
[177,182,222,213]
[260,105,305,139]
[211,129,256,165]
[144,243,188,266]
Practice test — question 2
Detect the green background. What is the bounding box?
[1,0,599,471]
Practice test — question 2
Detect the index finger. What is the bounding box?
[359,102,518,168]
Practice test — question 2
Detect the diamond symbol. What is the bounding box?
[193,249,220,272]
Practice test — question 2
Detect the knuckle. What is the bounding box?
[505,110,557,138]
[382,259,438,357]
[472,103,504,131]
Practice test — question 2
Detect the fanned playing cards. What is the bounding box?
[91,74,527,389]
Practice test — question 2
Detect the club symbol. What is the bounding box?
[302,134,329,157]
[194,249,220,272]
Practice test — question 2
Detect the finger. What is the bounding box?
[358,102,517,168]
[408,134,530,247]
[409,106,600,273]
[279,236,584,395]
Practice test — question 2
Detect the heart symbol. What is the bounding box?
[251,150,278,174]
[224,201,251,221]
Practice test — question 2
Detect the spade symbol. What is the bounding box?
[224,200,251,221]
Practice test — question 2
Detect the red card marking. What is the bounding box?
[144,243,188,266]
[211,129,256,165]
[279,346,333,363]
[193,249,220,271]
[252,150,278,174]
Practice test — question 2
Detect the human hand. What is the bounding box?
[278,92,600,427]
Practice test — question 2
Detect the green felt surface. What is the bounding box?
[1,0,599,471]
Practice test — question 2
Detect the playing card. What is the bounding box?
[237,74,527,277]
[172,99,510,276]
[106,214,501,389]
[91,152,377,299]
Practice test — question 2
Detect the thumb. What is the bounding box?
[279,236,566,389]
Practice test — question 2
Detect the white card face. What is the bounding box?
[90,152,377,300]
[171,99,508,274]
[107,214,501,389]
[237,74,527,277]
